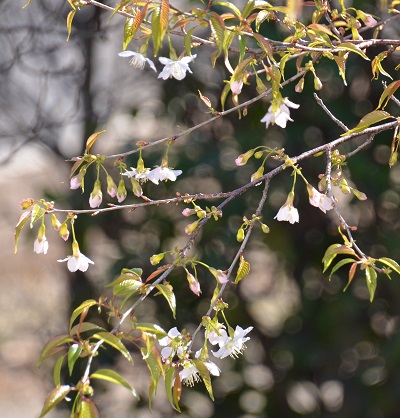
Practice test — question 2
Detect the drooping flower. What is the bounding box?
[235,149,255,166]
[116,178,127,203]
[146,167,182,184]
[58,252,94,272]
[209,267,229,284]
[106,175,117,198]
[158,55,197,81]
[123,167,150,182]
[261,97,300,129]
[89,180,102,208]
[70,175,82,190]
[34,236,49,254]
[230,79,243,95]
[307,184,333,213]
[210,326,253,359]
[274,191,299,224]
[364,14,378,28]
[186,271,201,296]
[179,359,220,387]
[118,51,157,72]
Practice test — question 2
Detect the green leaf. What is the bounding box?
[322,244,355,272]
[70,322,106,336]
[30,204,45,228]
[136,323,167,339]
[307,23,338,40]
[193,359,214,400]
[107,273,142,296]
[38,335,74,368]
[92,332,134,364]
[328,257,356,280]
[241,0,255,19]
[234,255,250,284]
[142,345,163,408]
[365,266,377,302]
[66,10,76,41]
[184,27,195,56]
[336,42,370,60]
[53,354,66,387]
[39,385,71,418]
[343,110,392,135]
[78,399,100,418]
[67,343,82,375]
[209,11,225,54]
[220,81,231,111]
[377,80,400,110]
[108,0,133,22]
[213,1,242,17]
[151,1,169,56]
[378,257,400,275]
[69,299,98,331]
[14,210,31,253]
[91,369,139,399]
[253,33,273,59]
[333,55,347,85]
[165,366,181,412]
[154,283,176,318]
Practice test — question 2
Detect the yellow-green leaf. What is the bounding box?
[234,255,250,284]
[69,299,98,331]
[154,283,176,318]
[70,322,105,336]
[328,257,356,280]
[377,80,400,110]
[39,385,71,418]
[193,359,214,400]
[30,203,45,228]
[66,10,76,41]
[92,332,134,364]
[38,335,74,368]
[67,343,82,376]
[365,266,377,302]
[336,42,370,60]
[91,369,139,399]
[53,354,66,387]
[378,257,400,275]
[85,130,105,153]
[343,110,391,135]
[78,399,100,418]
[14,210,31,253]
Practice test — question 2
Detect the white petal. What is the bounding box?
[118,51,135,57]
[146,58,157,72]
[158,66,172,80]
[67,256,79,272]
[171,62,188,80]
[159,57,173,65]
[180,54,196,64]
[283,98,300,109]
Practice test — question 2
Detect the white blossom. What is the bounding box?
[118,51,156,72]
[307,185,333,213]
[33,236,49,254]
[210,326,253,359]
[123,167,150,181]
[146,167,182,184]
[274,204,299,224]
[158,55,197,80]
[261,97,300,129]
[57,252,94,272]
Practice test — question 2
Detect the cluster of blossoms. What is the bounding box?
[119,51,197,81]
[158,324,253,386]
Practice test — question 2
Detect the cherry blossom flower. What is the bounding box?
[146,167,182,184]
[230,79,243,95]
[210,326,253,359]
[106,175,117,198]
[158,55,197,81]
[89,180,102,208]
[307,185,333,213]
[261,97,300,129]
[274,192,299,224]
[118,51,157,72]
[70,175,81,190]
[186,271,201,296]
[364,15,378,28]
[34,236,49,254]
[123,167,150,182]
[209,268,229,284]
[235,149,255,166]
[179,359,220,386]
[159,327,186,359]
[58,252,94,272]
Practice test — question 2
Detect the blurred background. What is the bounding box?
[1,0,400,417]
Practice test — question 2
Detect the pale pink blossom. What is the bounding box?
[307,185,333,213]
[70,176,81,190]
[230,79,243,95]
[275,204,299,224]
[147,167,182,184]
